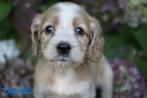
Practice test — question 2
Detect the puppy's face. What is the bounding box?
[31,2,104,66]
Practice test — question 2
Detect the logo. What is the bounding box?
[1,80,32,96]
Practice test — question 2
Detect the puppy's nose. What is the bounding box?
[57,42,71,54]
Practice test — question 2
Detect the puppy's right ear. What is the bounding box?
[31,14,41,55]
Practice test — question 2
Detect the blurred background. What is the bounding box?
[0,0,147,98]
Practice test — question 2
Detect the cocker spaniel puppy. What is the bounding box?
[31,2,113,98]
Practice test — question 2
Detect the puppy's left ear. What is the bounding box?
[87,17,104,62]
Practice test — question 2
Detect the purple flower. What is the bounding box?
[111,59,147,98]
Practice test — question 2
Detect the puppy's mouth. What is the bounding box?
[58,58,68,62]
[53,56,72,67]
[56,56,70,62]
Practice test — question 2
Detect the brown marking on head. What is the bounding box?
[31,6,59,55]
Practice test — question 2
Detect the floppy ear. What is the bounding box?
[87,17,104,62]
[31,14,41,55]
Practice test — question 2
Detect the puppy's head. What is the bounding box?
[31,2,104,66]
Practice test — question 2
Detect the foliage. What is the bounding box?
[0,0,19,40]
[0,0,12,22]
[100,0,147,78]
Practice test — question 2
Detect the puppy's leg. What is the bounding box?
[100,65,113,98]
[34,91,45,98]
[34,86,45,98]
[34,85,56,98]
[81,89,96,98]
[96,73,113,98]
[72,94,95,98]
[34,91,57,98]
[101,77,113,98]
[97,57,113,98]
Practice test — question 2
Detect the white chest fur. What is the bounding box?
[49,68,92,96]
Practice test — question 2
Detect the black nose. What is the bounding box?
[57,42,71,54]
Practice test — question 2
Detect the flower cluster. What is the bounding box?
[101,0,147,28]
[111,59,146,98]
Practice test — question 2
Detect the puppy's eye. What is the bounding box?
[45,25,54,34]
[75,27,84,36]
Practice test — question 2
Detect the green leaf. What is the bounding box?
[0,18,12,39]
[131,25,147,58]
[104,34,126,58]
[0,1,12,22]
[135,59,147,78]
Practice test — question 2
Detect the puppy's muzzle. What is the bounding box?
[57,42,71,55]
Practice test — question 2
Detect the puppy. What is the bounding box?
[31,2,113,98]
